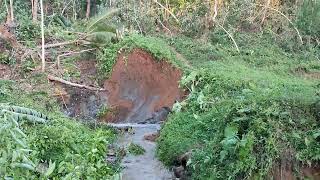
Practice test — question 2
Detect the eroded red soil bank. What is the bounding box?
[102,49,184,123]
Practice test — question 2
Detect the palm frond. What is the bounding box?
[0,104,48,123]
[86,8,120,32]
[89,22,118,33]
[86,31,116,46]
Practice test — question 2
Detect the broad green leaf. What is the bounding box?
[44,161,56,177]
[224,125,238,138]
[11,162,35,171]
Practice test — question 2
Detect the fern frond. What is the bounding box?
[5,110,47,123]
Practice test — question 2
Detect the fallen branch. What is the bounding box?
[47,74,106,91]
[39,40,77,49]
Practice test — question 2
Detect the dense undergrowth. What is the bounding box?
[157,34,320,179]
[1,0,320,179]
[95,30,320,179]
[0,80,117,179]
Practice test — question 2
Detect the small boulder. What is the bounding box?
[143,131,160,142]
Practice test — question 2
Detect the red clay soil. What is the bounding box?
[102,49,184,123]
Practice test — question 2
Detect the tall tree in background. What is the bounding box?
[86,0,91,19]
[4,0,15,24]
[32,0,39,22]
[40,0,45,71]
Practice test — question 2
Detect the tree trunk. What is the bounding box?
[201,0,217,42]
[86,0,91,19]
[40,0,45,72]
[93,0,97,15]
[32,0,38,22]
[9,0,14,22]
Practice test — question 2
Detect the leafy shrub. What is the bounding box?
[97,105,110,118]
[0,81,117,179]
[0,113,38,179]
[0,52,14,65]
[297,0,320,37]
[157,35,320,179]
[25,117,115,179]
[16,21,41,42]
[21,58,37,74]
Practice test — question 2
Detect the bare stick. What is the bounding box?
[216,23,240,53]
[48,74,106,91]
[157,18,172,35]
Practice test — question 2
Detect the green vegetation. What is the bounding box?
[0,80,117,179]
[1,0,320,179]
[157,34,320,179]
[0,52,14,65]
[297,0,320,37]
[128,143,146,156]
[97,105,110,119]
[97,34,184,78]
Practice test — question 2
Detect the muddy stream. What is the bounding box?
[56,49,185,179]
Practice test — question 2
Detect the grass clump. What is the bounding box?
[97,105,110,118]
[157,34,320,179]
[97,34,184,78]
[0,80,117,179]
[128,143,145,156]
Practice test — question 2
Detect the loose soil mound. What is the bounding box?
[103,49,184,123]
[0,64,11,79]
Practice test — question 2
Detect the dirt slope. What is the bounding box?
[103,49,184,123]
